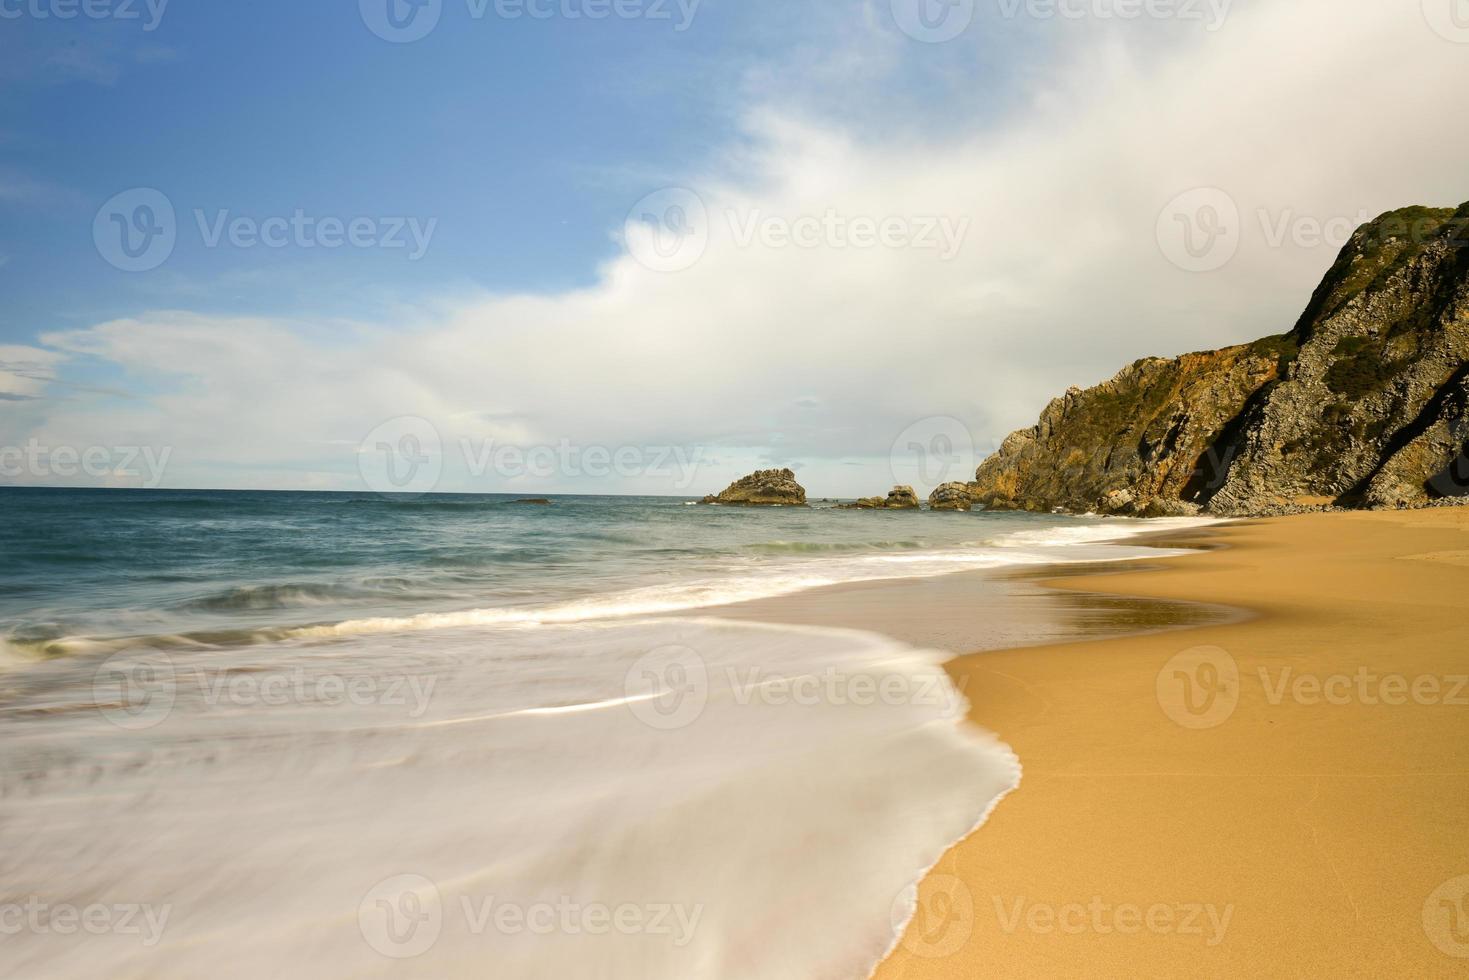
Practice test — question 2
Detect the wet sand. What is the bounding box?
[706,549,1231,656]
[716,508,1469,978]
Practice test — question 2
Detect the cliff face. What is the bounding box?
[972,203,1469,517]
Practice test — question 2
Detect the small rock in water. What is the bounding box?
[928,483,974,512]
[699,469,808,506]
[837,486,921,510]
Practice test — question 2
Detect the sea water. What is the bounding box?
[0,488,1205,978]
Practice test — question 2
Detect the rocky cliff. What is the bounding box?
[972,203,1469,517]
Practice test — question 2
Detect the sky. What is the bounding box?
[2,0,1468,497]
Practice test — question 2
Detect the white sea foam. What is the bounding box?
[0,617,1018,979]
[288,517,1216,641]
[985,515,1211,548]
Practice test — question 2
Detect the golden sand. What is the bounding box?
[871,508,1469,978]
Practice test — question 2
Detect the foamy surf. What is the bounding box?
[0,617,1018,979]
[1,487,1214,664]
[985,515,1210,548]
[286,516,1214,642]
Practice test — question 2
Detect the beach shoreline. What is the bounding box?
[712,507,1469,977]
[7,497,1468,977]
[866,507,1469,978]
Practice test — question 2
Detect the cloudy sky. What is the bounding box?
[2,0,1467,496]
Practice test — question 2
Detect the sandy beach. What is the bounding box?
[718,507,1469,978]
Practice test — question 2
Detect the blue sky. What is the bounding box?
[1,1,1028,337]
[3,1,742,331]
[2,1,1467,494]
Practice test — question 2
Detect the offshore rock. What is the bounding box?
[700,469,807,506]
[838,486,922,510]
[928,483,974,511]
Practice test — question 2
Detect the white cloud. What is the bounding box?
[0,345,63,401]
[13,0,1469,496]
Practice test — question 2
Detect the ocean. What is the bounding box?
[0,488,1204,978]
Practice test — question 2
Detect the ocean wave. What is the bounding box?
[2,513,1216,661]
[0,637,44,666]
[746,539,928,554]
[357,575,419,590]
[0,616,1019,980]
[422,548,559,567]
[288,521,1214,641]
[283,575,841,639]
[175,582,366,612]
[338,496,547,512]
[0,622,73,660]
[982,515,1211,548]
[0,627,299,663]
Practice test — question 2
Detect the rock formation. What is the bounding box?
[839,486,921,510]
[928,483,974,511]
[972,203,1469,517]
[883,486,921,509]
[700,469,807,506]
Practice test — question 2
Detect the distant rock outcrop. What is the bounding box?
[700,469,807,506]
[928,483,974,511]
[839,486,921,510]
[972,203,1469,517]
[883,486,921,509]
